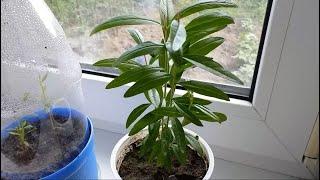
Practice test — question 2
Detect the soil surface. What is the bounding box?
[119,142,208,180]
[1,115,86,179]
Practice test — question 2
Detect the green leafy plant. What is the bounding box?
[9,121,36,150]
[91,0,242,168]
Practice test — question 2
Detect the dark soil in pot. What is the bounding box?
[119,142,208,180]
[1,115,86,179]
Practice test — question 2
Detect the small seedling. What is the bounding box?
[38,72,51,113]
[9,121,36,150]
[38,72,58,130]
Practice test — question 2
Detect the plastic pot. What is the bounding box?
[1,107,98,180]
[110,128,214,180]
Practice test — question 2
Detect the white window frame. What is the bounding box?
[80,0,319,178]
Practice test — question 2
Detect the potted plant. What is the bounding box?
[1,73,98,179]
[91,0,242,179]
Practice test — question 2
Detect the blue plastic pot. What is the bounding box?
[1,107,98,180]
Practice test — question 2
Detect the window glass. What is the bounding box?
[45,0,268,87]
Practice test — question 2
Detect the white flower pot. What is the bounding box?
[110,128,214,179]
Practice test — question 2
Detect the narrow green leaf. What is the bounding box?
[158,47,167,69]
[124,72,171,97]
[126,103,151,128]
[90,15,160,35]
[183,55,243,84]
[174,102,203,126]
[194,104,227,123]
[148,140,161,162]
[140,121,160,156]
[186,13,234,32]
[160,0,174,27]
[172,144,187,164]
[212,112,227,123]
[178,80,230,101]
[162,126,174,143]
[174,1,237,19]
[9,132,19,136]
[153,107,182,117]
[158,139,171,167]
[129,112,163,136]
[115,41,164,66]
[181,117,191,126]
[93,58,140,69]
[188,37,224,55]
[173,96,212,105]
[106,66,160,89]
[145,88,161,107]
[168,20,187,52]
[128,29,144,44]
[186,133,204,157]
[172,118,187,151]
[187,25,227,44]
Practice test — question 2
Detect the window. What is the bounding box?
[45,0,272,100]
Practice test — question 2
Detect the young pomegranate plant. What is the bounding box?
[91,0,243,168]
[9,121,36,150]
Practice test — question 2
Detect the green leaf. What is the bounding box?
[187,25,227,44]
[188,37,224,55]
[93,58,140,70]
[140,121,161,156]
[145,88,161,107]
[174,1,237,19]
[185,13,234,44]
[124,72,171,97]
[172,118,187,151]
[212,112,227,123]
[173,102,203,126]
[181,117,191,126]
[173,96,211,105]
[9,132,19,136]
[172,144,187,164]
[126,103,151,128]
[186,13,234,32]
[153,107,182,117]
[106,66,160,89]
[193,104,227,123]
[158,139,171,167]
[160,0,174,27]
[128,29,144,44]
[115,41,164,66]
[186,133,204,157]
[178,80,230,101]
[148,140,161,162]
[129,112,163,136]
[168,20,187,52]
[90,15,160,35]
[162,126,174,143]
[183,55,243,84]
